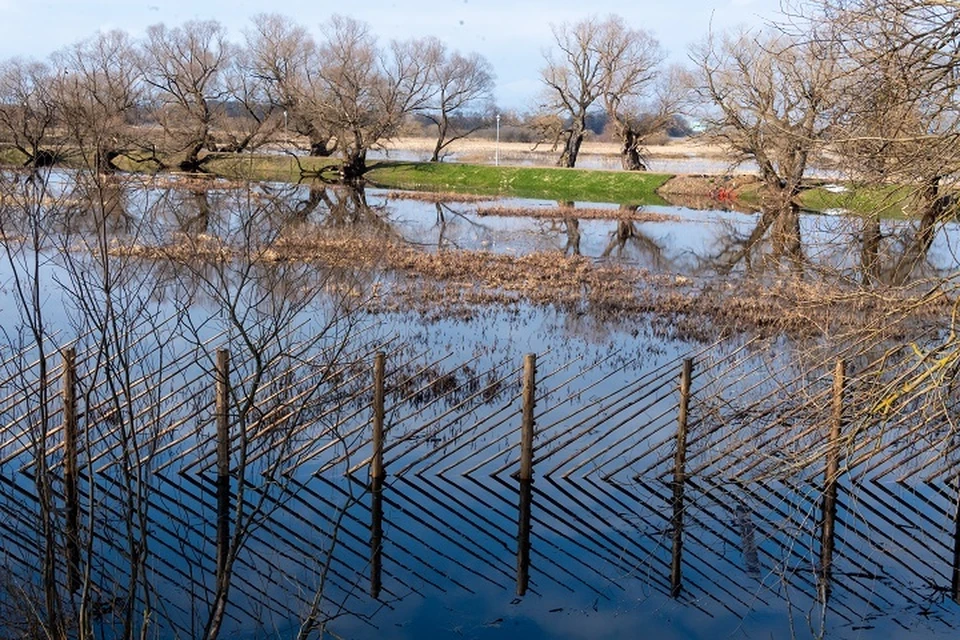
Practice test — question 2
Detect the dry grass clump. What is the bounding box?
[110,233,232,262]
[657,174,760,196]
[474,206,680,222]
[265,231,395,269]
[108,227,952,341]
[383,190,493,204]
[130,173,248,192]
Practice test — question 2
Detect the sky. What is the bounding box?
[0,0,783,109]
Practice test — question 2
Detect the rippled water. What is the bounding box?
[1,173,959,638]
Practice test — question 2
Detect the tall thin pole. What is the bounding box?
[215,349,231,586]
[370,352,386,598]
[517,353,536,595]
[519,354,536,482]
[63,347,79,593]
[495,113,501,167]
[820,358,845,601]
[371,352,386,481]
[671,358,693,597]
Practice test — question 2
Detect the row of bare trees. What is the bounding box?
[537,15,677,170]
[687,0,960,219]
[4,4,960,195]
[0,14,495,178]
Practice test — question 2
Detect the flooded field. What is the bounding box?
[1,171,959,638]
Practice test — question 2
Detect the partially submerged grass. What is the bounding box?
[109,228,950,339]
[799,184,915,218]
[365,161,672,205]
[384,190,494,203]
[731,179,916,218]
[202,153,339,182]
[474,205,680,221]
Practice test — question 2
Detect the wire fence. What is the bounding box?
[1,327,959,636]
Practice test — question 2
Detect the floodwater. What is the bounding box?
[0,173,959,638]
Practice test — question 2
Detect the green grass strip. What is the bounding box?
[799,184,915,219]
[365,161,672,205]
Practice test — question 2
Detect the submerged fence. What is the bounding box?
[1,328,960,636]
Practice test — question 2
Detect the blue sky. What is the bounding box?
[0,0,781,109]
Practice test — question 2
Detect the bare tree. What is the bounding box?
[539,17,606,168]
[51,30,143,173]
[312,15,433,180]
[139,20,232,171]
[806,0,960,284]
[0,58,58,167]
[596,17,668,170]
[0,164,72,640]
[539,15,672,170]
[219,40,284,154]
[245,13,334,157]
[689,29,841,216]
[420,39,495,162]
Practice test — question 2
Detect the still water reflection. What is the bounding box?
[0,172,959,638]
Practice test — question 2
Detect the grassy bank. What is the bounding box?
[0,144,939,217]
[365,161,672,205]
[799,184,916,219]
[697,178,916,218]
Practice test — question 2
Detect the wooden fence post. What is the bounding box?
[516,353,536,595]
[371,352,386,481]
[370,475,383,599]
[671,358,693,598]
[370,351,386,598]
[215,349,231,586]
[819,358,844,601]
[519,354,536,482]
[63,347,79,593]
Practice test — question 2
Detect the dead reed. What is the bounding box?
[108,230,952,341]
[474,205,680,221]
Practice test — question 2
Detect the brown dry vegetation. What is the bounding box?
[473,205,680,221]
[655,174,767,212]
[656,174,761,197]
[108,230,950,341]
[383,190,495,203]
[127,172,249,192]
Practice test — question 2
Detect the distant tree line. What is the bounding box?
[2,4,954,194]
[0,13,698,180]
[0,14,496,179]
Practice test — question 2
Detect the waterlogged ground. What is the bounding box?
[1,173,959,638]
[370,187,960,278]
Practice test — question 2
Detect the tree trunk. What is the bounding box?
[339,149,367,182]
[179,141,205,172]
[101,148,121,174]
[557,130,584,168]
[620,130,647,171]
[431,115,449,163]
[308,135,333,157]
[891,175,950,284]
